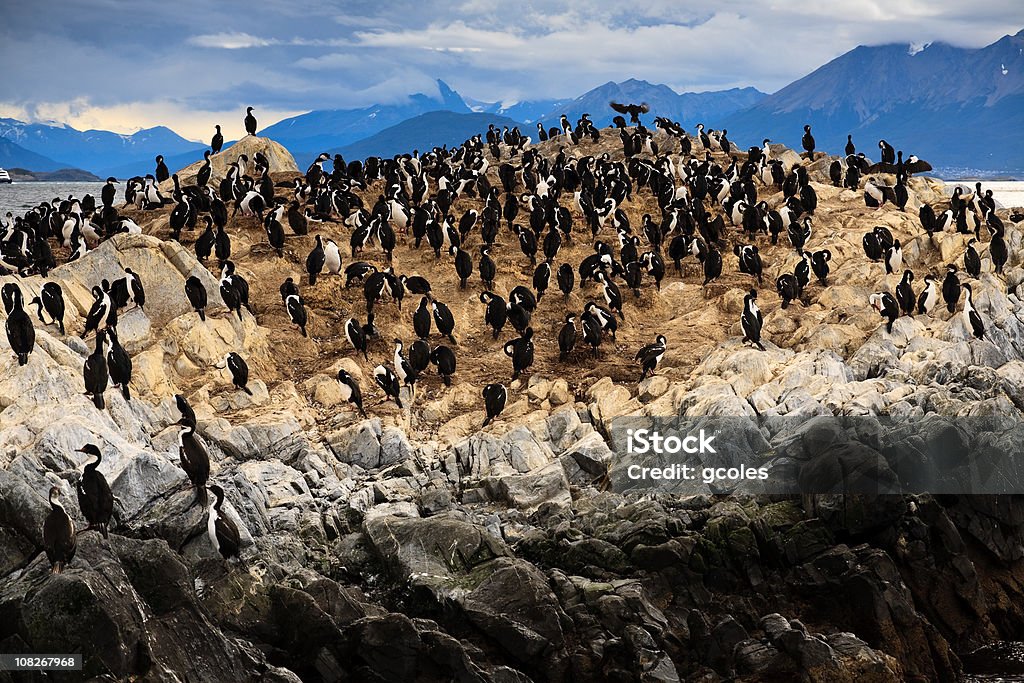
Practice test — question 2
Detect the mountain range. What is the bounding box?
[720,29,1024,174]
[0,119,204,177]
[2,30,1022,177]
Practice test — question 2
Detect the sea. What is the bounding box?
[1,180,1022,219]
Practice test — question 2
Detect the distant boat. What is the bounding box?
[0,168,10,184]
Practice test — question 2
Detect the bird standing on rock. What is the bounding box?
[43,486,76,574]
[226,352,252,395]
[482,383,507,427]
[76,444,113,538]
[4,283,34,366]
[801,125,815,159]
[207,484,241,562]
[741,290,765,350]
[636,335,667,381]
[244,107,258,136]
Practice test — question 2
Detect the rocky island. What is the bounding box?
[1,124,1023,683]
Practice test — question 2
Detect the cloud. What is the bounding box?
[0,0,1020,135]
[188,32,280,49]
[0,98,305,141]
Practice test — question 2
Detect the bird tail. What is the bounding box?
[309,274,317,286]
[59,321,65,335]
[198,309,206,321]
[93,393,105,410]
[236,308,243,321]
[483,415,493,427]
[18,353,28,366]
[300,326,307,337]
[196,485,208,508]
[122,384,131,401]
[243,386,253,396]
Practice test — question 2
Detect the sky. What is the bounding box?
[0,0,1021,141]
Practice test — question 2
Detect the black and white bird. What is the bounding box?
[392,338,417,393]
[219,262,253,321]
[336,369,366,416]
[83,330,108,409]
[895,271,916,316]
[735,245,763,284]
[106,327,132,401]
[558,314,576,361]
[482,383,507,427]
[430,345,457,386]
[432,300,457,343]
[776,274,800,309]
[185,276,208,321]
[4,283,34,366]
[43,486,76,574]
[480,291,507,339]
[740,289,765,351]
[557,262,575,302]
[307,235,326,285]
[801,124,815,158]
[964,239,981,278]
[917,274,939,315]
[345,317,369,359]
[285,293,308,337]
[226,352,252,395]
[211,124,224,154]
[597,272,624,319]
[808,249,831,286]
[413,297,432,339]
[244,106,258,136]
[942,264,961,313]
[177,418,210,507]
[176,393,197,428]
[452,245,472,289]
[635,334,667,381]
[75,444,113,538]
[869,292,899,333]
[479,246,497,290]
[884,239,902,275]
[609,101,650,125]
[81,286,113,339]
[29,282,66,335]
[207,484,241,561]
[962,283,984,339]
[504,327,535,380]
[373,364,403,409]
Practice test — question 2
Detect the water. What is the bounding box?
[963,641,1024,682]
[0,181,111,217]
[946,180,1024,209]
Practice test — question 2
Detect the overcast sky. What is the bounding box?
[0,0,1021,140]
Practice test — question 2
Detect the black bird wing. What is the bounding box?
[215,513,241,557]
[635,342,661,362]
[609,101,630,114]
[906,159,932,174]
[867,162,897,174]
